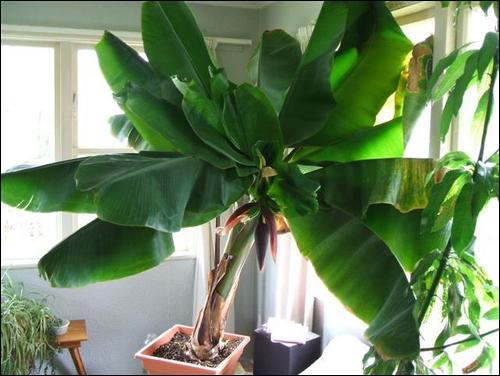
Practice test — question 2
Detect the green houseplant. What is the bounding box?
[1,272,61,375]
[1,0,498,374]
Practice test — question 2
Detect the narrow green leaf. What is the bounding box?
[141,1,215,95]
[427,49,460,98]
[451,183,476,254]
[477,32,498,80]
[38,219,174,287]
[431,50,476,101]
[456,338,481,353]
[410,250,441,285]
[1,159,95,213]
[421,170,471,233]
[433,351,450,368]
[483,307,499,320]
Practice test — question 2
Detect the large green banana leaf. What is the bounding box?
[287,208,419,360]
[141,1,215,96]
[299,158,449,271]
[290,117,404,164]
[285,158,449,359]
[96,30,181,106]
[75,154,251,232]
[279,1,348,145]
[1,155,250,232]
[222,84,284,159]
[1,159,95,213]
[247,30,302,113]
[304,1,412,145]
[116,84,234,169]
[39,219,174,287]
[181,82,256,166]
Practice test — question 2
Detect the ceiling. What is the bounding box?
[188,1,275,9]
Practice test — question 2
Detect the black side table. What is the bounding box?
[253,327,321,375]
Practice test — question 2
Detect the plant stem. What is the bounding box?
[191,218,258,360]
[418,241,452,326]
[421,328,499,352]
[477,52,498,163]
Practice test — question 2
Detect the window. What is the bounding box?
[1,43,60,265]
[1,32,198,266]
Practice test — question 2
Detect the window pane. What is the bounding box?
[77,48,127,149]
[1,44,59,264]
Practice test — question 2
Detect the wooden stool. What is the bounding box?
[56,320,88,375]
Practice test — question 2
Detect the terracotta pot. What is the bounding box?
[135,324,250,375]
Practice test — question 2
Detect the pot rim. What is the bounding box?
[134,324,250,372]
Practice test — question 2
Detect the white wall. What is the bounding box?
[4,259,195,375]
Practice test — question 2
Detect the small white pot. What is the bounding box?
[53,319,70,336]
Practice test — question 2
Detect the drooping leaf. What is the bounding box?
[287,207,419,360]
[278,1,349,145]
[462,344,495,374]
[117,84,233,169]
[313,158,434,216]
[252,30,302,113]
[290,117,404,164]
[109,114,149,151]
[141,1,215,95]
[222,83,284,160]
[75,154,251,232]
[306,159,449,271]
[305,2,412,145]
[403,36,433,143]
[38,219,174,287]
[1,158,95,213]
[96,30,181,106]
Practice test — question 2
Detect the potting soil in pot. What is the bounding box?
[152,332,242,368]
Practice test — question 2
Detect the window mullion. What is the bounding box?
[429,3,457,159]
[59,41,77,237]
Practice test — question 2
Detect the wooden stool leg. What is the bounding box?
[68,346,87,375]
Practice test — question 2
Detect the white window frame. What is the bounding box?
[1,25,255,267]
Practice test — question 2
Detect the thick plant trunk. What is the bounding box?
[190,218,258,360]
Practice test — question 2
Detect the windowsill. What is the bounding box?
[1,252,196,270]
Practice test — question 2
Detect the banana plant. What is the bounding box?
[1,1,447,362]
